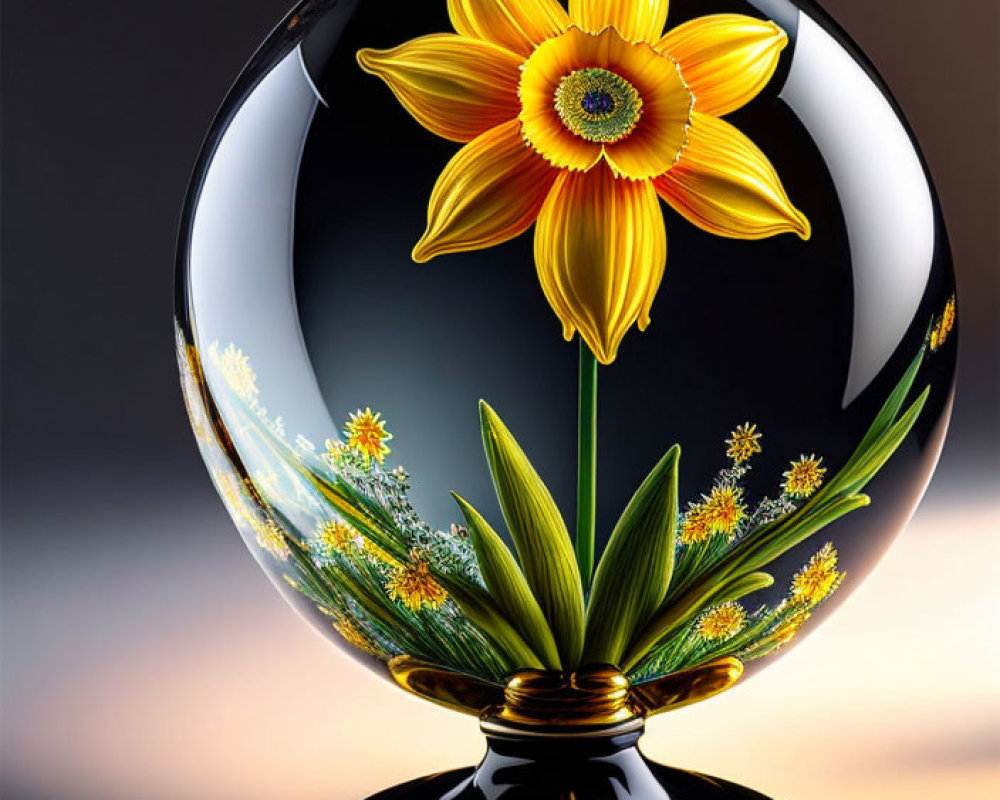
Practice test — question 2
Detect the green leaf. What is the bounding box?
[854,345,925,456]
[479,401,585,668]
[835,388,930,495]
[705,571,775,608]
[821,348,926,500]
[452,493,562,669]
[445,579,544,671]
[730,493,871,576]
[622,571,774,672]
[583,446,680,666]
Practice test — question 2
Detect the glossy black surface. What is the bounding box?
[177,0,956,679]
[365,727,771,800]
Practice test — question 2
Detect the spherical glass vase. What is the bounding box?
[176,0,956,796]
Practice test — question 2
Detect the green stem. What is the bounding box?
[575,341,598,592]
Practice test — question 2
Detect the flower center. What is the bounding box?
[554,68,642,144]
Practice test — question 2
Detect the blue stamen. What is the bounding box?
[581,90,615,115]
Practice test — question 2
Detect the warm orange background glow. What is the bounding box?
[6,502,997,799]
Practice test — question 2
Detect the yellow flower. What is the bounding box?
[790,543,845,606]
[782,454,826,498]
[209,341,259,406]
[317,519,364,555]
[697,601,747,641]
[680,504,712,544]
[213,468,255,523]
[768,606,811,649]
[344,408,392,464]
[680,485,744,543]
[929,326,940,351]
[251,517,290,561]
[702,485,744,535]
[358,0,809,364]
[386,550,448,611]
[943,293,956,336]
[726,422,762,464]
[930,293,956,352]
[332,615,383,657]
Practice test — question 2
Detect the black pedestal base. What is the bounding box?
[365,721,771,800]
[367,763,771,799]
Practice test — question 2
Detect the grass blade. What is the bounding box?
[452,492,562,669]
[479,401,585,667]
[583,446,680,666]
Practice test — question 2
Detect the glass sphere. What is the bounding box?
[176,0,956,695]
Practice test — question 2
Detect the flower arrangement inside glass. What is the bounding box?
[177,0,956,797]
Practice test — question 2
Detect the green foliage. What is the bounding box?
[451,343,927,679]
[443,578,546,670]
[583,446,679,666]
[279,522,512,680]
[215,330,932,689]
[452,493,561,669]
[622,571,773,672]
[478,401,586,668]
[618,361,929,674]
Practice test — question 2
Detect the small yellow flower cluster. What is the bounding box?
[386,550,448,611]
[332,614,382,657]
[345,408,393,464]
[726,423,762,464]
[213,468,289,561]
[209,341,260,407]
[782,455,826,498]
[697,602,747,641]
[680,485,745,544]
[251,518,290,561]
[317,519,364,555]
[214,469,255,522]
[322,438,350,466]
[930,293,956,352]
[768,607,812,649]
[315,604,384,657]
[742,544,845,659]
[790,542,845,606]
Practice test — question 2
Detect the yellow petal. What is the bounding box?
[654,112,810,240]
[535,165,666,364]
[448,0,570,57]
[357,34,522,143]
[569,0,670,44]
[657,14,788,117]
[413,119,558,262]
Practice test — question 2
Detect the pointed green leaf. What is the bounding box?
[622,571,774,672]
[445,579,545,671]
[705,571,775,608]
[452,493,562,669]
[836,388,930,495]
[823,349,925,499]
[479,401,585,667]
[854,345,925,455]
[731,493,871,576]
[583,446,680,666]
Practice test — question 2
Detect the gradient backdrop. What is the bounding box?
[2,1,998,798]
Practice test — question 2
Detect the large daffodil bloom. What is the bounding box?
[358,0,810,364]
